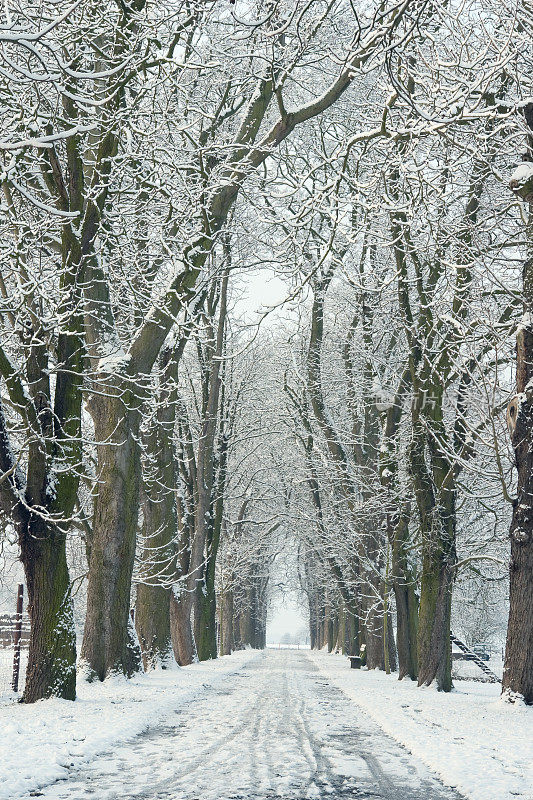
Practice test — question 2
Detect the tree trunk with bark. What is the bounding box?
[503,112,533,703]
[81,391,142,680]
[135,349,182,671]
[136,584,173,670]
[0,261,83,701]
[410,400,455,692]
[170,589,197,665]
[21,518,77,702]
[392,521,419,680]
[219,591,234,655]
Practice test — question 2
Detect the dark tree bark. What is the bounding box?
[20,519,77,702]
[410,403,455,693]
[503,108,533,703]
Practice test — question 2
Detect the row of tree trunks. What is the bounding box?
[308,584,396,671]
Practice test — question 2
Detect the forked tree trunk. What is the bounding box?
[21,519,77,702]
[81,393,142,680]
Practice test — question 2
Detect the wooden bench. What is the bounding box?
[348,656,362,669]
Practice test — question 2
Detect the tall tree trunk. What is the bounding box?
[81,392,142,680]
[345,606,359,656]
[135,484,174,670]
[195,585,218,660]
[170,589,196,665]
[220,591,234,655]
[190,270,229,660]
[417,548,453,691]
[391,509,419,680]
[364,604,395,670]
[308,591,316,649]
[327,610,334,653]
[504,124,533,703]
[136,584,173,670]
[170,507,196,665]
[411,404,455,692]
[135,349,181,671]
[195,435,228,661]
[21,518,77,702]
[239,602,252,647]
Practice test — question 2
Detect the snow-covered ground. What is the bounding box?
[0,647,27,696]
[452,653,503,682]
[310,650,532,800]
[2,648,531,800]
[10,648,462,800]
[0,649,259,800]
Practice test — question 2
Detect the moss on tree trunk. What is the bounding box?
[21,520,77,702]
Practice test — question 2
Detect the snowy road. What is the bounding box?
[29,649,463,800]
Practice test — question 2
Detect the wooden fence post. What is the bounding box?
[12,584,24,693]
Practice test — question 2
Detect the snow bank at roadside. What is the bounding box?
[0,649,260,800]
[310,650,532,800]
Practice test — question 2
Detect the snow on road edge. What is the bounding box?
[309,650,532,800]
[0,649,262,800]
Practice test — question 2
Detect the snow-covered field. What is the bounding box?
[310,650,532,800]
